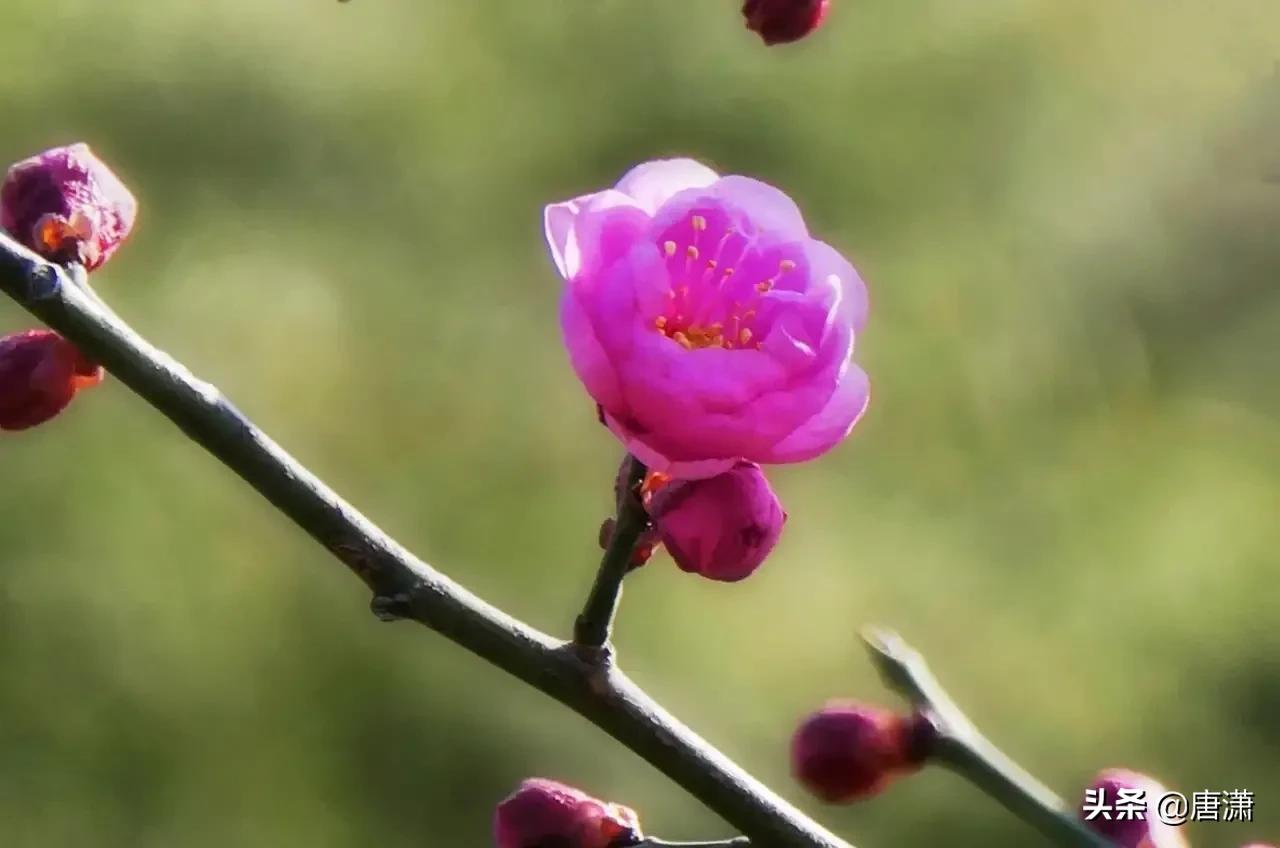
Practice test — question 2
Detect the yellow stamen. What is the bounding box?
[779,259,797,272]
[663,240,677,256]
[739,328,753,345]
[756,281,772,293]
[686,245,699,260]
[691,215,707,231]
[654,316,667,330]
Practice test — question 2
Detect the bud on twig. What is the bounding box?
[2,143,136,271]
[0,329,102,431]
[791,702,930,803]
[493,779,642,848]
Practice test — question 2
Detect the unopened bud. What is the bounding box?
[493,779,641,848]
[743,0,830,45]
[2,143,137,270]
[0,329,102,431]
[791,702,930,803]
[644,461,785,582]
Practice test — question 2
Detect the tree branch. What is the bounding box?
[574,454,649,650]
[862,628,1111,847]
[0,231,850,848]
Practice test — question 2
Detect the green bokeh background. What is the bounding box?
[2,1,1278,846]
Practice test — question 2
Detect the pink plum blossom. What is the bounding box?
[546,159,868,479]
[2,143,137,271]
[493,778,641,848]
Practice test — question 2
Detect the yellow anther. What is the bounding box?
[722,268,734,277]
[663,241,677,256]
[673,331,693,350]
[739,328,753,345]
[654,316,667,330]
[691,215,707,231]
[779,259,797,272]
[756,281,773,293]
[686,245,699,260]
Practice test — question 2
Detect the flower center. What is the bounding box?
[650,211,800,352]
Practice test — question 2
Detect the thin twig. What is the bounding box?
[862,628,1112,848]
[0,231,851,848]
[574,454,648,650]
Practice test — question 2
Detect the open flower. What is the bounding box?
[493,779,641,848]
[546,159,868,479]
[0,329,103,431]
[1,143,137,271]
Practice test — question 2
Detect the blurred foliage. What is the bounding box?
[2,1,1278,846]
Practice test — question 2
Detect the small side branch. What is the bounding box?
[574,454,649,651]
[862,628,1111,848]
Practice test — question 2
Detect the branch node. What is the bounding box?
[27,262,62,301]
[370,592,413,622]
[569,635,616,669]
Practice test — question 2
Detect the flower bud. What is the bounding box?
[791,702,930,803]
[743,0,830,45]
[493,779,641,848]
[0,330,102,431]
[2,143,137,270]
[1079,769,1189,848]
[645,462,785,582]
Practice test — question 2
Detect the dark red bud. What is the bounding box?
[493,779,642,848]
[791,702,928,803]
[0,329,102,431]
[743,0,830,45]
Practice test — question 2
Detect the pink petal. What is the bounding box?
[544,190,644,280]
[607,416,738,480]
[614,159,719,214]
[579,243,665,360]
[757,364,870,463]
[711,175,808,240]
[804,238,869,333]
[561,292,624,412]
